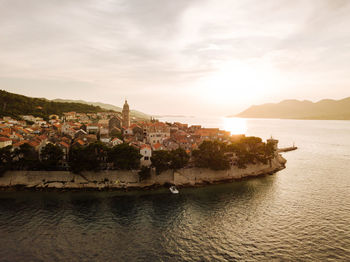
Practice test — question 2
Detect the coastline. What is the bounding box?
[0,154,286,191]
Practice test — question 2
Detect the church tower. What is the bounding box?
[122,100,130,128]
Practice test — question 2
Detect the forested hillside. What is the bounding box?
[0,90,107,119]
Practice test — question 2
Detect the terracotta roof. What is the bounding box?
[13,140,29,148]
[0,137,11,142]
[59,141,70,148]
[29,141,39,147]
[0,132,10,138]
[140,144,151,150]
[152,143,163,150]
[76,139,85,146]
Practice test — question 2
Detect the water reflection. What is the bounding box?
[69,195,103,224]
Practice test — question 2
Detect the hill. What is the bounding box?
[233,97,350,120]
[52,99,150,120]
[0,90,108,120]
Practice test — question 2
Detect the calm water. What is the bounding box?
[1,119,350,261]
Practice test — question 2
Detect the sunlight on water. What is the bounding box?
[223,117,247,135]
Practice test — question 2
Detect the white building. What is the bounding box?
[111,138,123,146]
[87,125,99,134]
[140,144,152,166]
[100,137,111,144]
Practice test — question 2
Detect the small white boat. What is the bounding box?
[169,186,179,194]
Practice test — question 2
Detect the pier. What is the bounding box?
[278,146,298,153]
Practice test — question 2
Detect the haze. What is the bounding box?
[0,0,349,116]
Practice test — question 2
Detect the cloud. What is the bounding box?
[0,0,349,116]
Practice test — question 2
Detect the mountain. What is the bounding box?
[233,97,350,120]
[52,99,150,120]
[0,90,107,119]
[0,90,150,120]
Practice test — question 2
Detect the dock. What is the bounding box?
[277,146,298,153]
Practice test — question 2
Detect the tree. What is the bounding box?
[192,140,230,170]
[40,143,64,170]
[151,150,171,175]
[169,148,189,170]
[110,129,123,140]
[138,166,151,181]
[84,141,109,171]
[13,143,40,170]
[68,141,109,173]
[68,144,85,173]
[108,143,141,170]
[0,146,13,175]
[225,136,276,168]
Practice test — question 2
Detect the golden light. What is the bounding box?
[223,117,247,135]
[195,60,280,106]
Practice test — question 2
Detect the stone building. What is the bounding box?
[122,100,130,128]
[109,116,122,132]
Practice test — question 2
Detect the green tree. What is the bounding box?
[225,136,276,168]
[0,146,13,175]
[108,143,141,170]
[13,143,40,170]
[40,143,64,170]
[192,140,230,170]
[83,141,109,171]
[151,150,171,175]
[138,166,151,181]
[68,141,109,173]
[110,129,123,140]
[169,148,189,170]
[68,144,85,173]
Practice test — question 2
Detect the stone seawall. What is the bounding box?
[0,155,286,190]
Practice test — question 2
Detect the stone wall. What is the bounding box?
[174,154,286,186]
[0,155,286,190]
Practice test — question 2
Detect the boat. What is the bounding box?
[169,186,179,194]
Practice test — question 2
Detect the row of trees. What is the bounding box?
[0,136,276,176]
[144,137,275,174]
[150,148,190,174]
[0,142,141,175]
[69,142,141,173]
[192,137,276,170]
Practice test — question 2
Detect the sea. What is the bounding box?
[1,117,350,261]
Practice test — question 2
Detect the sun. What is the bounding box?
[195,60,278,106]
[223,117,247,135]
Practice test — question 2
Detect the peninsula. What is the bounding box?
[0,91,288,190]
[233,97,350,120]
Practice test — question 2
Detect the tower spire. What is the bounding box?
[122,99,130,128]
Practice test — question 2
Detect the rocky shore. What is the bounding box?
[0,154,286,191]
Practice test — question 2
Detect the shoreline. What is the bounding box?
[0,155,286,192]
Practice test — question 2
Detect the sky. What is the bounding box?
[0,0,350,116]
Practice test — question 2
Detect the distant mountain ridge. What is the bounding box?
[0,90,150,120]
[234,97,350,120]
[52,99,150,119]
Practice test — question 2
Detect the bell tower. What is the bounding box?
[122,100,130,128]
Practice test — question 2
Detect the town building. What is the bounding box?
[122,100,130,128]
[140,144,152,166]
[0,137,12,148]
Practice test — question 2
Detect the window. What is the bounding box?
[144,156,149,160]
